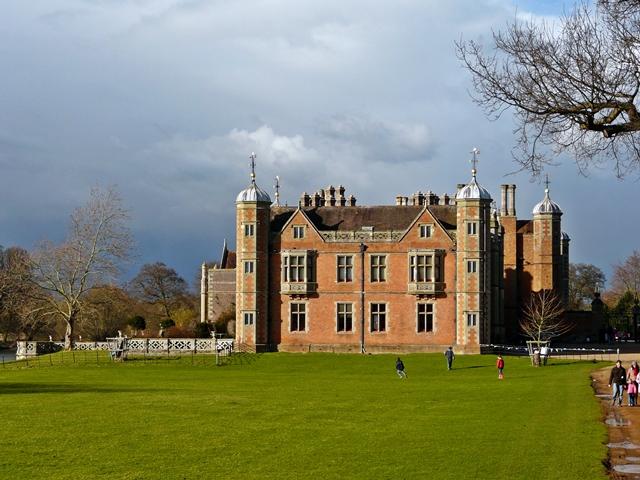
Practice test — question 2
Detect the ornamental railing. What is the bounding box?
[16,338,234,359]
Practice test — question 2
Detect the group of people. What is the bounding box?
[395,347,505,379]
[609,360,640,406]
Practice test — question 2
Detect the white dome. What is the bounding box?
[533,189,562,214]
[236,182,271,203]
[456,172,492,200]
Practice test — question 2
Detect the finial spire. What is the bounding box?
[273,175,281,206]
[469,147,480,175]
[544,173,551,192]
[249,152,257,182]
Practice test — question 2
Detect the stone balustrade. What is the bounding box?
[16,338,234,360]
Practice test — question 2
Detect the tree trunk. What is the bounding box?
[64,317,75,350]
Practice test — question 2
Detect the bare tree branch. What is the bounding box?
[457,1,640,178]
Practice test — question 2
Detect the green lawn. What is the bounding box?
[0,353,608,479]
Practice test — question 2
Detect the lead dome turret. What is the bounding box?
[532,188,562,214]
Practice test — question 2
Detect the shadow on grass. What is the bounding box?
[0,383,153,395]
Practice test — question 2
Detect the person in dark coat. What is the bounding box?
[609,360,627,407]
[396,357,407,378]
[445,347,455,370]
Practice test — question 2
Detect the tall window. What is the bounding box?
[409,252,442,282]
[293,225,305,239]
[370,255,387,282]
[244,312,254,325]
[290,303,306,332]
[467,313,477,327]
[419,224,433,238]
[337,255,354,282]
[337,303,353,332]
[244,224,255,236]
[467,260,477,273]
[244,261,254,274]
[371,303,387,332]
[284,255,304,282]
[467,222,477,235]
[417,304,434,333]
[283,254,315,282]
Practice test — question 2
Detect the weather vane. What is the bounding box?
[249,152,257,182]
[469,147,480,173]
[274,175,281,204]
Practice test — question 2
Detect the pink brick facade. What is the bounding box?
[203,167,570,353]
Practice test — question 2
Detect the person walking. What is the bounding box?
[627,364,638,406]
[609,360,627,407]
[445,347,455,370]
[496,355,505,379]
[396,357,407,378]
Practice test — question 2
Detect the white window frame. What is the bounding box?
[293,225,305,239]
[370,303,387,332]
[244,223,255,237]
[337,255,354,283]
[467,260,477,273]
[408,251,443,283]
[467,313,477,327]
[467,222,477,235]
[290,302,307,332]
[244,260,255,274]
[370,255,387,283]
[282,251,315,283]
[243,312,255,325]
[419,224,433,238]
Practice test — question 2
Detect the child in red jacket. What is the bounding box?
[497,355,505,379]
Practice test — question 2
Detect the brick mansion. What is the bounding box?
[201,152,571,354]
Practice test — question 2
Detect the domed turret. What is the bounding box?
[532,188,561,214]
[236,152,271,203]
[456,170,491,200]
[236,182,271,203]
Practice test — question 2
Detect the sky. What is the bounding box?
[1,0,638,288]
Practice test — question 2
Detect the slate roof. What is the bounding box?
[270,205,457,234]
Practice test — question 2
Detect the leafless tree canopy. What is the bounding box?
[29,184,136,349]
[456,0,640,178]
[126,262,188,321]
[520,290,572,341]
[0,247,55,341]
[609,250,640,300]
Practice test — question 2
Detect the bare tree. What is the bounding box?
[520,290,572,342]
[608,250,640,302]
[0,247,55,341]
[126,262,188,321]
[29,185,136,349]
[456,1,640,178]
[568,263,606,310]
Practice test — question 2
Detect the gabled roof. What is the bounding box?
[270,205,458,235]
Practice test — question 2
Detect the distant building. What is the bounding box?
[202,152,570,353]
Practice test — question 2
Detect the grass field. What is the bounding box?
[0,352,608,479]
